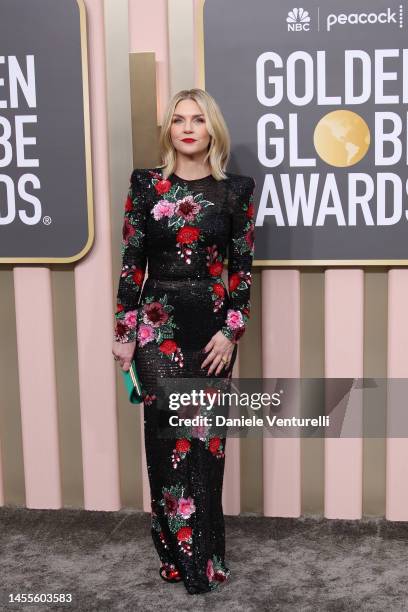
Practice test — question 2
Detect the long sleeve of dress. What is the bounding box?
[220,176,256,344]
[113,170,147,343]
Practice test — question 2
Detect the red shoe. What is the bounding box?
[159,563,182,583]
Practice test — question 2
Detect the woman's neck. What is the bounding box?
[174,155,211,180]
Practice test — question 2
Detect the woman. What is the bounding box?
[112,88,255,595]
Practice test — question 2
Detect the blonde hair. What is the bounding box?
[157,88,230,181]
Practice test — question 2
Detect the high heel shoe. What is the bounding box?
[159,563,182,583]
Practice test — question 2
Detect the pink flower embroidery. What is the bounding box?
[143,393,157,406]
[124,310,137,328]
[206,559,214,581]
[177,496,196,519]
[206,244,219,264]
[175,196,201,221]
[152,199,176,220]
[137,323,155,346]
[226,309,244,330]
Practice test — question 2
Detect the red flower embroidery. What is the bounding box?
[163,491,178,516]
[125,196,133,212]
[177,526,192,541]
[229,273,241,292]
[246,202,254,219]
[159,339,178,355]
[214,571,227,582]
[115,320,128,339]
[143,302,169,327]
[132,268,145,286]
[116,304,124,313]
[212,283,225,298]
[176,438,191,453]
[245,226,254,250]
[122,217,135,243]
[175,196,201,221]
[209,437,221,454]
[176,226,200,245]
[172,437,191,468]
[154,179,172,195]
[209,261,223,277]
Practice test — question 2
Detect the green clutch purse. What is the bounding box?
[121,359,143,404]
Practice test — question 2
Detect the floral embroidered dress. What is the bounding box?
[114,167,255,595]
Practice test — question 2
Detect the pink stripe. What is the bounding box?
[262,271,301,517]
[324,270,363,519]
[14,268,62,507]
[77,0,120,509]
[128,0,169,121]
[386,269,408,520]
[193,0,204,87]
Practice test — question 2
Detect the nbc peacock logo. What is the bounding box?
[287,7,311,31]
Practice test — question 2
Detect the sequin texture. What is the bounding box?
[114,167,255,594]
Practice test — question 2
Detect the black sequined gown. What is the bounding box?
[114,167,255,594]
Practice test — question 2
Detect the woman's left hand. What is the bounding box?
[201,331,235,376]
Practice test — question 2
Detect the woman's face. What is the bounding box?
[170,98,211,157]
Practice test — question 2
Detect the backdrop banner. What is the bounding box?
[204,0,408,264]
[0,0,93,263]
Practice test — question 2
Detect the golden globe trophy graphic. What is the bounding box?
[313,110,371,168]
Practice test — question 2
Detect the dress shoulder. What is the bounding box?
[130,167,156,185]
[225,172,255,187]
[224,172,256,199]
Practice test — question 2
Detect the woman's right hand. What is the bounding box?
[112,340,136,371]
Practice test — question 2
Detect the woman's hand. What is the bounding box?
[201,331,235,376]
[112,340,136,372]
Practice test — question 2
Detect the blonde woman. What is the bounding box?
[112,88,255,595]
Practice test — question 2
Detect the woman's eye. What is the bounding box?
[172,117,205,123]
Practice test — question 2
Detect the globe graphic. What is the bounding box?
[313,110,370,167]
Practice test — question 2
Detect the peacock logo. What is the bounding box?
[287,7,311,31]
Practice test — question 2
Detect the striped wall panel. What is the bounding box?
[324,270,364,519]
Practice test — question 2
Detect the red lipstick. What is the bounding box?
[181,138,196,143]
